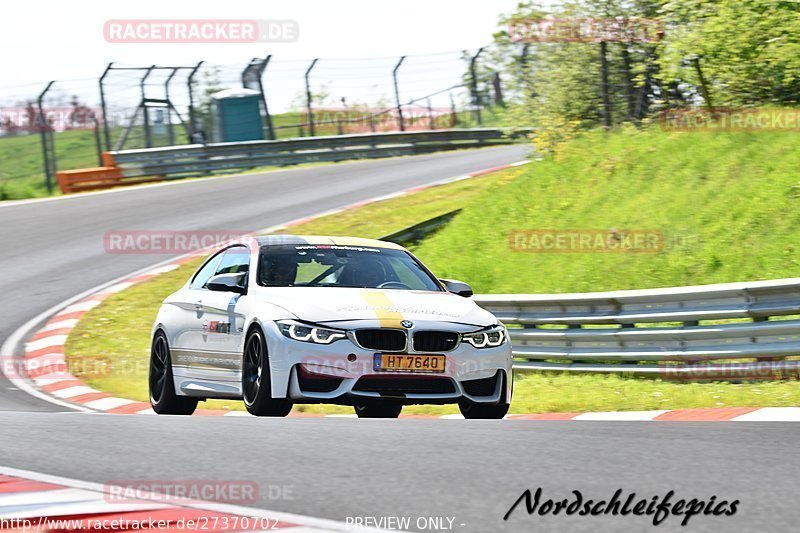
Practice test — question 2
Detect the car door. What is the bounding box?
[168,249,225,376]
[189,245,250,381]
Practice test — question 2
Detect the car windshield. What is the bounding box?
[257,244,442,291]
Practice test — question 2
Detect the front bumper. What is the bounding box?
[264,320,513,405]
[289,366,510,405]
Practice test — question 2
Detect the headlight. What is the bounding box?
[462,326,506,348]
[276,320,346,344]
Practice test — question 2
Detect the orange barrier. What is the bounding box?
[55,152,164,194]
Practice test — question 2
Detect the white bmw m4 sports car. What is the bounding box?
[149,235,512,419]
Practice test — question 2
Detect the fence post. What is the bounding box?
[469,47,484,126]
[37,81,56,193]
[92,117,103,166]
[599,41,612,129]
[305,58,319,136]
[242,55,275,140]
[187,61,204,143]
[259,55,275,140]
[99,62,113,151]
[140,65,156,148]
[392,56,406,132]
[164,68,179,146]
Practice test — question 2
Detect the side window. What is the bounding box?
[215,246,250,276]
[190,252,224,290]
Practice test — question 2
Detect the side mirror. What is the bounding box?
[440,278,473,298]
[207,273,247,295]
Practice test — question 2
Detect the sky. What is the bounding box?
[1,0,523,109]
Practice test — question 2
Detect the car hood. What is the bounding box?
[253,286,496,327]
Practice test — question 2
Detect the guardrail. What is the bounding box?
[56,128,523,193]
[473,278,800,379]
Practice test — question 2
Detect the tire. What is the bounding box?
[149,331,198,415]
[242,327,293,417]
[354,401,403,418]
[458,400,510,420]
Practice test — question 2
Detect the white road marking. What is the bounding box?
[98,282,134,294]
[0,465,405,532]
[25,335,68,352]
[146,264,180,275]
[51,386,97,399]
[731,407,800,422]
[60,300,102,315]
[0,488,169,519]
[38,319,79,332]
[82,397,135,410]
[573,410,668,421]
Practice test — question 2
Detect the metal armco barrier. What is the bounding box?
[472,278,800,379]
[56,128,521,193]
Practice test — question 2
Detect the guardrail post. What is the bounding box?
[469,47,484,126]
[305,58,319,137]
[37,81,56,193]
[99,62,113,151]
[187,61,204,143]
[392,56,406,131]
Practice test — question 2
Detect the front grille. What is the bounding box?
[413,331,459,352]
[355,329,406,351]
[353,376,456,395]
[462,370,502,397]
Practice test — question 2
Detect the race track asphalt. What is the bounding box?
[0,413,795,532]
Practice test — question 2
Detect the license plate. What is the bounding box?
[373,353,446,373]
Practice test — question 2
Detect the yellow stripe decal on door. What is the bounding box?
[361,291,405,329]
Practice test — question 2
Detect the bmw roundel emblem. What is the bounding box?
[401,320,414,329]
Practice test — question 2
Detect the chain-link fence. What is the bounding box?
[0,46,513,199]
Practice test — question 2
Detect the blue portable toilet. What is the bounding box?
[211,88,264,142]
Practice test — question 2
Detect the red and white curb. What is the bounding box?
[6,159,800,421]
[0,465,397,532]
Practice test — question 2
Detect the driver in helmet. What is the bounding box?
[263,254,298,285]
[350,255,387,288]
